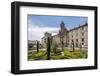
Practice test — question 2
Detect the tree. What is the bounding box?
[72,40,75,52]
[28,43,33,50]
[80,43,82,51]
[59,34,64,51]
[52,42,58,54]
[46,37,51,60]
[37,41,39,53]
[61,39,64,51]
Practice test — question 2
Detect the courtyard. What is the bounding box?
[28,48,87,61]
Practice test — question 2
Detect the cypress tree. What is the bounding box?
[61,41,64,51]
[37,41,39,53]
[72,40,75,52]
[46,37,51,60]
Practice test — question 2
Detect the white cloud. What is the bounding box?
[28,23,60,41]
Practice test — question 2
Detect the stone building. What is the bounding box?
[68,23,88,51]
[59,21,69,47]
[41,32,52,48]
[41,21,88,51]
[28,40,42,50]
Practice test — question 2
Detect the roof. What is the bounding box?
[69,23,88,32]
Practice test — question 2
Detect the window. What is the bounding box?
[82,38,84,42]
[82,43,84,45]
[76,43,78,47]
[82,27,84,30]
[72,40,73,42]
[82,33,84,36]
[76,39,78,42]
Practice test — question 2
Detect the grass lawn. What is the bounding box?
[28,49,87,61]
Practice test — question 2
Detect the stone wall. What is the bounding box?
[41,22,88,51]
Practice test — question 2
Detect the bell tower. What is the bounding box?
[60,21,65,30]
[59,21,69,50]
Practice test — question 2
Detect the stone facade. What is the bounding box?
[41,32,52,47]
[68,23,88,51]
[41,21,88,51]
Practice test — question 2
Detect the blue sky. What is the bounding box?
[28,15,87,41]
